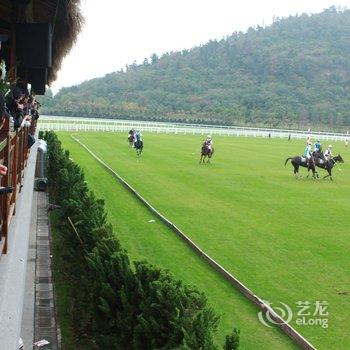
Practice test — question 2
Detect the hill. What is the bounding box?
[41,7,350,129]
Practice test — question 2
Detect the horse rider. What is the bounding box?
[128,128,135,147]
[306,128,311,142]
[304,141,313,168]
[324,145,333,162]
[314,139,322,153]
[134,130,142,144]
[204,135,213,151]
[313,139,325,164]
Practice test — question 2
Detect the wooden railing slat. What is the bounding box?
[0,138,7,152]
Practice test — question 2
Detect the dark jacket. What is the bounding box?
[5,92,24,129]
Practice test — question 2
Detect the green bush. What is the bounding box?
[223,329,240,350]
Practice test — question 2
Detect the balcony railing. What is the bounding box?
[0,118,30,257]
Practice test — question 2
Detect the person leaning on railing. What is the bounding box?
[0,35,13,194]
[0,90,14,195]
[5,85,36,148]
[18,87,35,147]
[5,86,26,130]
[0,32,14,195]
[27,94,40,147]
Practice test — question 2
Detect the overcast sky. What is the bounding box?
[51,0,349,93]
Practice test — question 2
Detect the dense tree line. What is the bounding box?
[44,131,240,349]
[41,7,350,130]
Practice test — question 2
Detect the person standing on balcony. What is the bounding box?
[6,86,26,129]
[27,94,39,148]
[14,87,36,148]
[0,34,13,194]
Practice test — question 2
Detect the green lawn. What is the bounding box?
[58,132,350,350]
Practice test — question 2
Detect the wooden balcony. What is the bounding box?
[0,119,30,259]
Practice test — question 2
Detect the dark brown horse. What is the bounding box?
[134,139,143,156]
[200,144,214,163]
[285,156,318,179]
[314,154,344,180]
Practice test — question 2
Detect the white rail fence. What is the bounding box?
[38,116,350,142]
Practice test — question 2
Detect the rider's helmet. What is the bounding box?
[328,145,333,148]
[308,141,312,145]
[207,135,211,139]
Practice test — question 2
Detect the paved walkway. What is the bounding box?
[0,142,38,349]
[20,191,37,348]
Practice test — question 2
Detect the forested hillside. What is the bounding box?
[41,7,350,129]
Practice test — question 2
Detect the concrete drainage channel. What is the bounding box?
[71,135,317,350]
[34,192,59,349]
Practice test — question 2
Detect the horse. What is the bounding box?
[285,155,318,179]
[134,139,143,156]
[313,154,344,180]
[199,144,214,163]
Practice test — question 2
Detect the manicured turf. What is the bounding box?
[58,132,350,350]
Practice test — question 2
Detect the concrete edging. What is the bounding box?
[72,135,317,350]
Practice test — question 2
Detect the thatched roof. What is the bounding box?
[45,0,84,83]
[0,0,84,84]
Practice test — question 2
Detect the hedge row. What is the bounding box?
[44,131,240,349]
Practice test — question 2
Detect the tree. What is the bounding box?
[223,328,240,350]
[42,8,350,131]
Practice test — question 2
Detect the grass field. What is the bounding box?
[58,132,350,350]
